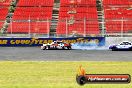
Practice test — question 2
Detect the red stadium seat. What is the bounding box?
[103,0,129,5]
[56,22,67,34]
[104,8,132,19]
[0,7,8,20]
[7,0,54,34]
[0,22,4,28]
[105,21,131,33]
[103,0,132,33]
[12,7,53,20]
[61,0,96,6]
[8,22,50,34]
[0,0,11,6]
[57,0,99,35]
[86,21,100,34]
[17,0,54,6]
[123,21,132,32]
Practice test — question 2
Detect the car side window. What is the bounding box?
[127,43,131,45]
[125,42,131,45]
[120,42,131,45]
[120,43,124,45]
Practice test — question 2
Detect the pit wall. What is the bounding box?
[106,37,132,46]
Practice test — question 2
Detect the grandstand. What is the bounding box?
[103,0,132,35]
[0,0,132,37]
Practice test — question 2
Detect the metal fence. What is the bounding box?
[0,18,132,38]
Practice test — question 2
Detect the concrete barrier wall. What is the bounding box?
[1,37,131,48]
[106,37,132,46]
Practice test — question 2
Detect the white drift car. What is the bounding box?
[41,41,72,50]
[109,41,132,51]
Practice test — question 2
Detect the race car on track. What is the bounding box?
[109,41,132,51]
[41,41,72,50]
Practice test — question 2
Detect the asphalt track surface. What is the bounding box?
[0,47,132,61]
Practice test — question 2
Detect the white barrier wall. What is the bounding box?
[106,37,132,46]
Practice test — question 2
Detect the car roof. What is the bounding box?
[121,41,131,43]
[119,41,132,45]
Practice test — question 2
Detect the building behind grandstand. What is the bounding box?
[0,0,132,37]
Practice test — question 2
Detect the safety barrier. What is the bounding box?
[0,37,105,47]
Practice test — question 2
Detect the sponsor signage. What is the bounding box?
[76,74,131,85]
[0,37,105,47]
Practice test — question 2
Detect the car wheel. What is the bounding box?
[42,46,46,50]
[41,46,45,50]
[62,46,66,50]
[54,46,57,49]
[129,47,132,51]
[67,46,72,50]
[76,75,86,85]
[46,46,50,50]
[112,47,117,51]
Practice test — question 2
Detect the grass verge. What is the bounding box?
[0,61,131,88]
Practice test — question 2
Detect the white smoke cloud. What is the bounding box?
[71,43,109,50]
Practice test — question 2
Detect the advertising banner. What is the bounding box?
[0,37,105,47]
